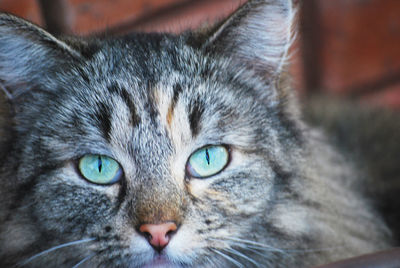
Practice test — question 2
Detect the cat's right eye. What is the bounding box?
[78,154,122,185]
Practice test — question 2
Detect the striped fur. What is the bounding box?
[0,0,395,267]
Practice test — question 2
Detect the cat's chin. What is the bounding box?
[141,255,180,268]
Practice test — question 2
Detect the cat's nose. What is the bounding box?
[139,222,178,252]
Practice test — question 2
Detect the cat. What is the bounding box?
[0,0,398,267]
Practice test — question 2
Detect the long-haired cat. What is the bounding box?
[0,0,398,267]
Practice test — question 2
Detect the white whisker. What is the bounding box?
[224,240,286,256]
[238,246,269,258]
[72,253,96,268]
[220,237,286,254]
[211,248,245,268]
[0,82,13,100]
[285,246,343,253]
[224,247,260,267]
[211,237,342,255]
[18,238,96,267]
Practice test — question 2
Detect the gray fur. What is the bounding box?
[0,0,396,267]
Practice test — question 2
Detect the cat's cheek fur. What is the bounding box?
[0,220,39,255]
[31,167,119,236]
[270,204,310,236]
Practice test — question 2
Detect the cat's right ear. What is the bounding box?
[198,0,296,80]
[0,13,83,99]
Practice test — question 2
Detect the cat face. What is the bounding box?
[1,1,389,267]
[1,35,300,267]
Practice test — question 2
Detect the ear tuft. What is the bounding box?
[202,0,296,79]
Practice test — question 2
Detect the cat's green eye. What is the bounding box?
[186,145,230,178]
[78,154,122,185]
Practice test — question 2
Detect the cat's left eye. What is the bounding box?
[78,154,122,185]
[186,145,230,178]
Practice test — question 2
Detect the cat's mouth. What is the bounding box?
[141,255,180,268]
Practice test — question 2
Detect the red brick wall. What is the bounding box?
[1,0,400,109]
[301,0,400,108]
[0,0,42,25]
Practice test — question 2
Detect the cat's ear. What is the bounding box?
[201,0,296,79]
[0,13,83,99]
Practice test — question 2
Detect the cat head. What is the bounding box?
[0,1,305,267]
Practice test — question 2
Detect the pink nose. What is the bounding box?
[139,222,177,251]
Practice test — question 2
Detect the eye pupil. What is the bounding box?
[98,155,103,173]
[205,149,210,165]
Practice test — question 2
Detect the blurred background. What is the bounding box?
[1,0,400,109]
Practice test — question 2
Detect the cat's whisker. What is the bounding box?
[222,237,286,253]
[284,246,343,253]
[72,253,96,268]
[238,245,272,258]
[0,81,13,100]
[223,247,261,267]
[223,237,342,254]
[208,237,286,254]
[18,238,96,267]
[210,248,245,268]
[224,240,287,255]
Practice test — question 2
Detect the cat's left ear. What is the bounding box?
[0,13,83,99]
[201,0,296,80]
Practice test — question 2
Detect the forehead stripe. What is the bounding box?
[108,83,140,127]
[167,84,183,126]
[188,98,204,137]
[95,101,112,141]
